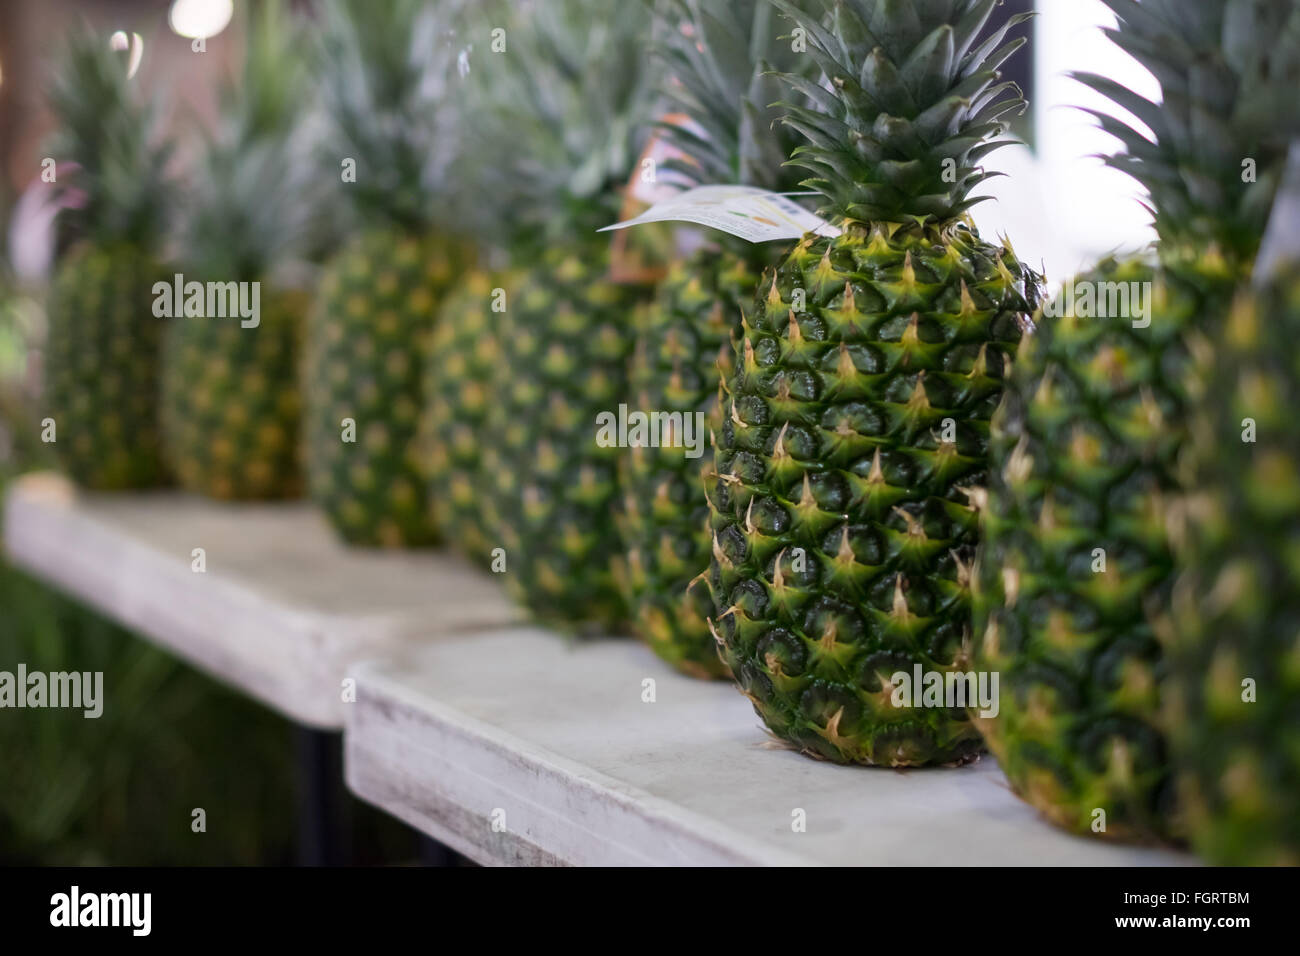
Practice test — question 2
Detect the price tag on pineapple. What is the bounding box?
[600,185,841,243]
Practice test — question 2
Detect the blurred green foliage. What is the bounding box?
[0,268,420,866]
[0,0,426,864]
[0,266,301,865]
[0,569,298,865]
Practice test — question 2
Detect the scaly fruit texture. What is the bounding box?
[306,0,470,546]
[617,0,812,678]
[1173,280,1300,865]
[309,233,465,546]
[466,0,661,632]
[162,0,313,500]
[422,269,512,567]
[42,28,172,490]
[622,253,756,676]
[483,243,649,630]
[974,0,1300,842]
[1168,170,1300,865]
[707,0,1039,765]
[46,247,167,489]
[974,256,1206,840]
[164,290,307,500]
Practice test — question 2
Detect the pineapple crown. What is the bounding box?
[316,0,468,235]
[463,0,659,246]
[184,0,317,282]
[1076,0,1300,266]
[44,24,173,255]
[769,0,1029,225]
[650,0,811,194]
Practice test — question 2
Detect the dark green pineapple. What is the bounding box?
[617,0,813,679]
[974,0,1300,841]
[43,27,172,489]
[468,0,662,632]
[707,0,1039,765]
[484,242,655,632]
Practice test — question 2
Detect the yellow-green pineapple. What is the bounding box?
[306,0,471,546]
[162,1,313,500]
[42,27,172,489]
[1169,153,1300,865]
[422,268,519,567]
[974,0,1300,842]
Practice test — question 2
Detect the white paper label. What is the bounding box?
[600,185,840,243]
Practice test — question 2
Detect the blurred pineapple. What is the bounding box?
[42,27,173,490]
[449,0,663,631]
[616,0,812,678]
[305,0,472,546]
[1170,153,1300,865]
[421,267,518,567]
[162,1,316,500]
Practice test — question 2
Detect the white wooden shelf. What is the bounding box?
[345,628,1194,866]
[2,472,521,728]
[4,471,1195,865]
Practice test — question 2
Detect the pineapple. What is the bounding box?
[1168,162,1300,865]
[974,0,1300,841]
[42,27,172,490]
[421,268,516,567]
[162,1,313,500]
[464,0,662,632]
[706,0,1039,765]
[482,244,653,632]
[974,257,1199,839]
[618,0,812,679]
[305,0,471,546]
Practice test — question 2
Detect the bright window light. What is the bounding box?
[970,0,1160,287]
[1036,0,1158,259]
[169,0,234,40]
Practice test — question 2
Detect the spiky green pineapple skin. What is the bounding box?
[483,243,652,633]
[973,254,1236,842]
[161,285,305,500]
[1169,277,1300,865]
[619,250,757,679]
[307,230,464,547]
[708,222,1037,765]
[423,269,511,567]
[44,244,168,490]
